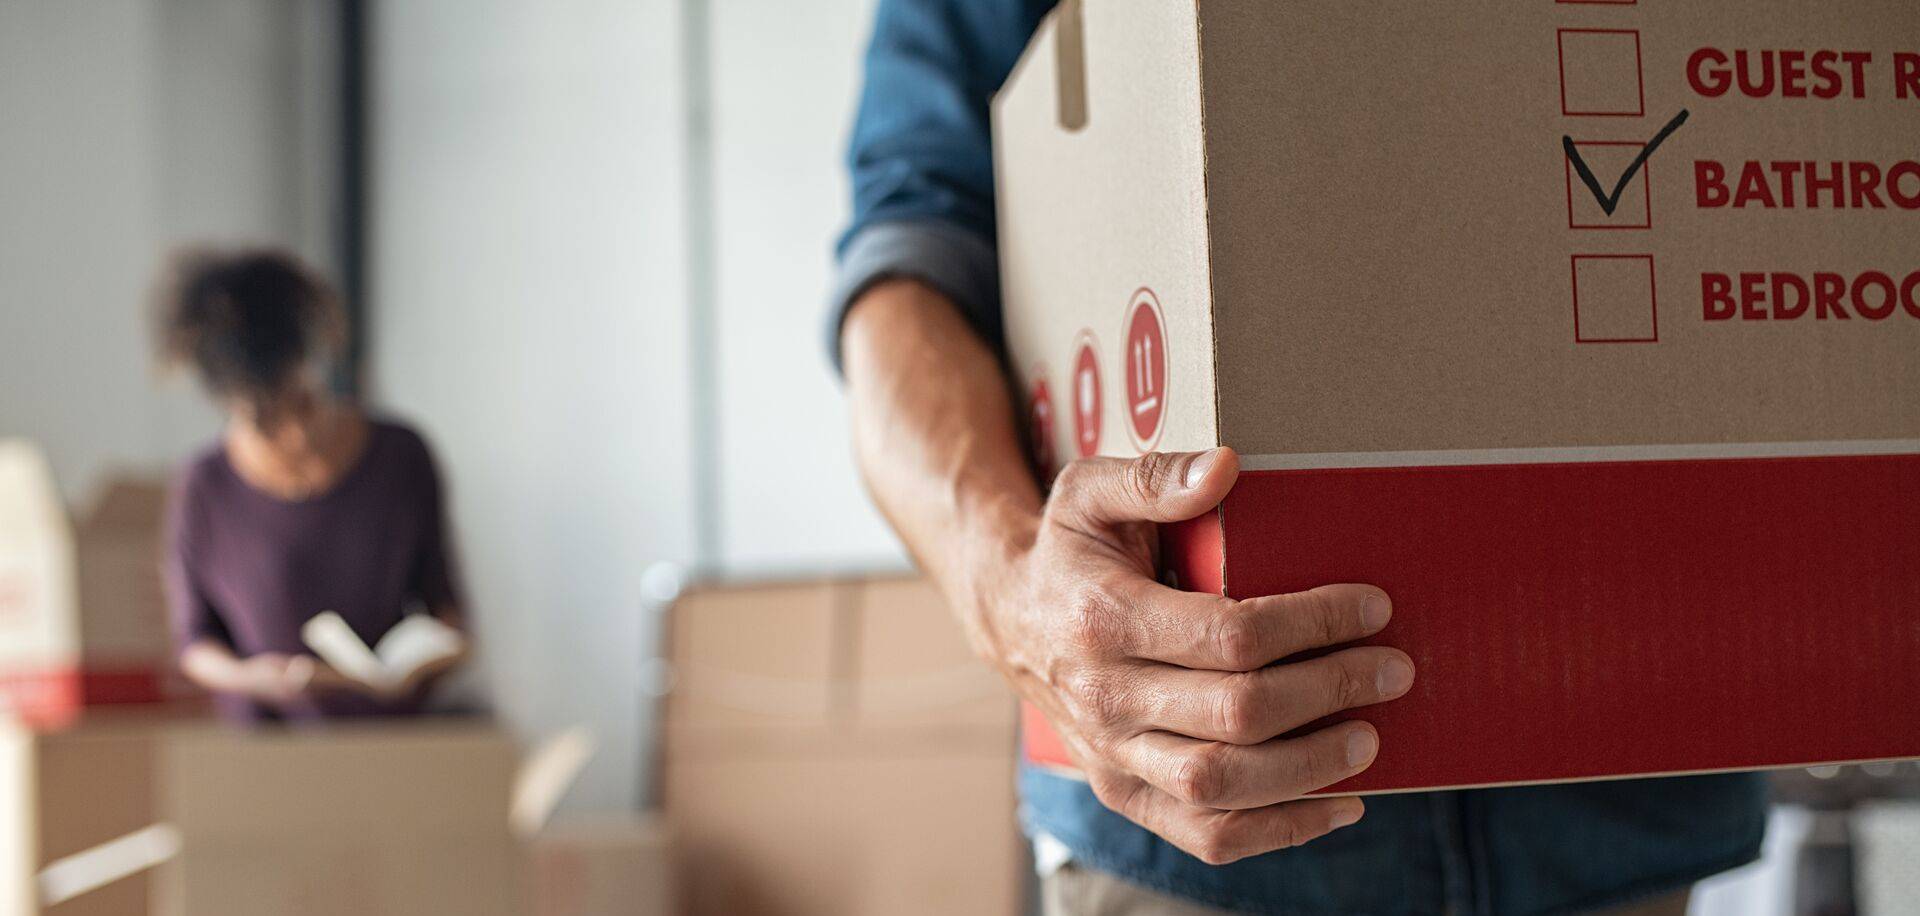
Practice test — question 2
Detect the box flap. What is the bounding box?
[157,724,518,838]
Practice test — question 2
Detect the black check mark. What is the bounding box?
[1564,108,1690,217]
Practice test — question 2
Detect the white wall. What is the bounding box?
[371,0,914,811]
[0,0,331,503]
[369,0,698,811]
[708,0,906,574]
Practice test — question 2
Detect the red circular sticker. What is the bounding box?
[1028,373,1057,479]
[1123,289,1168,449]
[1071,334,1102,458]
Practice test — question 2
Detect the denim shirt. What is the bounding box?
[831,2,1767,913]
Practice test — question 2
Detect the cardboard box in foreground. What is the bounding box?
[155,723,522,916]
[1,715,164,916]
[527,816,673,916]
[995,1,1919,793]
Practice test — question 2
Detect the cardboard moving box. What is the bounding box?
[661,577,1023,916]
[154,723,523,916]
[11,718,588,916]
[994,1,1919,793]
[1,715,165,916]
[0,441,183,724]
[527,816,674,916]
[0,443,81,727]
[73,481,180,707]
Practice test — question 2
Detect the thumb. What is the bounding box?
[1050,447,1238,529]
[283,656,316,691]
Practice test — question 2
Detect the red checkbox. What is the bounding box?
[1571,255,1658,343]
[1565,141,1652,229]
[1558,29,1645,117]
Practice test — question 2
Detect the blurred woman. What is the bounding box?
[157,248,467,724]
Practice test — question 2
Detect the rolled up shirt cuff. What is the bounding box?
[826,219,1002,373]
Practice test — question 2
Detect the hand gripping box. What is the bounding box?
[993,0,1920,793]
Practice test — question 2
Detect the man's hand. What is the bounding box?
[840,280,1411,866]
[976,448,1412,864]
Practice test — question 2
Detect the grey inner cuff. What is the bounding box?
[826,220,1003,373]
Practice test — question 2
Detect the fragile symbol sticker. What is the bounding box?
[1029,373,1057,479]
[1123,289,1167,450]
[1071,334,1102,458]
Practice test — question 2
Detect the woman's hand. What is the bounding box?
[234,652,320,703]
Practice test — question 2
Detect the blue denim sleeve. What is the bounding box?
[827,0,1053,370]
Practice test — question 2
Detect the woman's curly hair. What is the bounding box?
[153,247,346,404]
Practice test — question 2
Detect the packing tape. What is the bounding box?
[37,823,181,906]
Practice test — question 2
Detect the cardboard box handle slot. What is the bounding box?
[1054,0,1087,131]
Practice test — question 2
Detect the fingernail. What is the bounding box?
[1346,728,1378,768]
[1376,657,1414,698]
[1360,594,1391,631]
[1182,450,1219,489]
[1330,803,1364,828]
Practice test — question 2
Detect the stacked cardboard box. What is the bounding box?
[0,442,81,726]
[661,576,1023,916]
[72,482,182,706]
[0,440,187,724]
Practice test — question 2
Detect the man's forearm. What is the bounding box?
[841,279,1041,648]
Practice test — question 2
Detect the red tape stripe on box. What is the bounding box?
[1022,452,1920,793]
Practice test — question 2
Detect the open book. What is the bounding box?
[300,611,464,693]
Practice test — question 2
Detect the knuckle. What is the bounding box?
[1051,459,1098,500]
[1333,658,1371,709]
[1303,589,1346,647]
[1291,737,1340,794]
[1062,669,1125,730]
[1267,815,1308,851]
[1060,589,1119,652]
[1188,822,1241,866]
[1085,770,1132,811]
[1212,676,1262,743]
[1170,745,1229,807]
[1208,614,1263,670]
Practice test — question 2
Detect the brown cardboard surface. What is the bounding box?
[157,722,517,836]
[35,722,158,916]
[0,716,170,916]
[996,2,1919,463]
[851,577,1011,729]
[153,722,522,916]
[669,580,844,728]
[661,576,1022,916]
[666,751,1021,916]
[7,718,525,915]
[161,837,522,916]
[1198,1,1920,455]
[72,481,172,674]
[528,816,674,916]
[994,0,1219,461]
